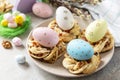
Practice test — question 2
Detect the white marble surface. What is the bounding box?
[0,1,120,80]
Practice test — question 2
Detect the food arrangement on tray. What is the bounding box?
[27,6,114,75]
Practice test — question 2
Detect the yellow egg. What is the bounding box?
[1,19,8,26]
[15,15,24,25]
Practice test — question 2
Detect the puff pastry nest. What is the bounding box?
[48,20,81,43]
[63,53,100,74]
[28,37,66,63]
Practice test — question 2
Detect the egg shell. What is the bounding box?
[8,22,17,28]
[32,2,53,18]
[12,37,23,47]
[67,39,94,60]
[32,27,59,48]
[56,6,74,30]
[85,19,107,42]
[15,55,26,64]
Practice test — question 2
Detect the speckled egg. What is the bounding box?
[32,2,53,18]
[15,55,26,64]
[32,27,59,48]
[85,19,107,42]
[67,39,94,60]
[12,37,23,47]
[56,6,74,30]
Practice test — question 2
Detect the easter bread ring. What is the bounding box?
[79,29,114,53]
[62,53,101,74]
[48,20,81,42]
[28,37,66,63]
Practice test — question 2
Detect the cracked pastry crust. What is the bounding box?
[28,37,66,63]
[48,20,81,43]
[62,53,101,74]
[78,29,114,53]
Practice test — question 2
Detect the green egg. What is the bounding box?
[85,19,107,42]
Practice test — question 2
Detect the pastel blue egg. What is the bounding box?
[67,39,94,60]
[15,55,26,64]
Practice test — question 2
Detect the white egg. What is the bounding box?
[3,13,13,21]
[8,22,17,28]
[12,11,20,16]
[19,13,26,21]
[56,6,74,30]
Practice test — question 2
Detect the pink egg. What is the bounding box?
[32,27,59,48]
[12,37,23,47]
[4,13,14,22]
[8,22,17,28]
[32,2,53,18]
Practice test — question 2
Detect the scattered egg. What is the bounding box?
[85,19,108,42]
[32,27,59,48]
[15,55,26,64]
[32,2,53,18]
[12,37,23,47]
[67,39,94,60]
[8,22,17,28]
[56,6,74,30]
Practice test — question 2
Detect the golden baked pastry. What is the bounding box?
[48,20,81,43]
[28,37,66,63]
[62,53,100,74]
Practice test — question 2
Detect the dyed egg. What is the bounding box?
[15,55,26,64]
[12,11,20,16]
[85,19,107,42]
[8,22,17,28]
[67,39,94,60]
[1,19,8,26]
[3,13,12,21]
[56,6,74,30]
[32,27,59,48]
[19,13,26,21]
[15,15,24,25]
[12,37,23,47]
[32,2,53,18]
